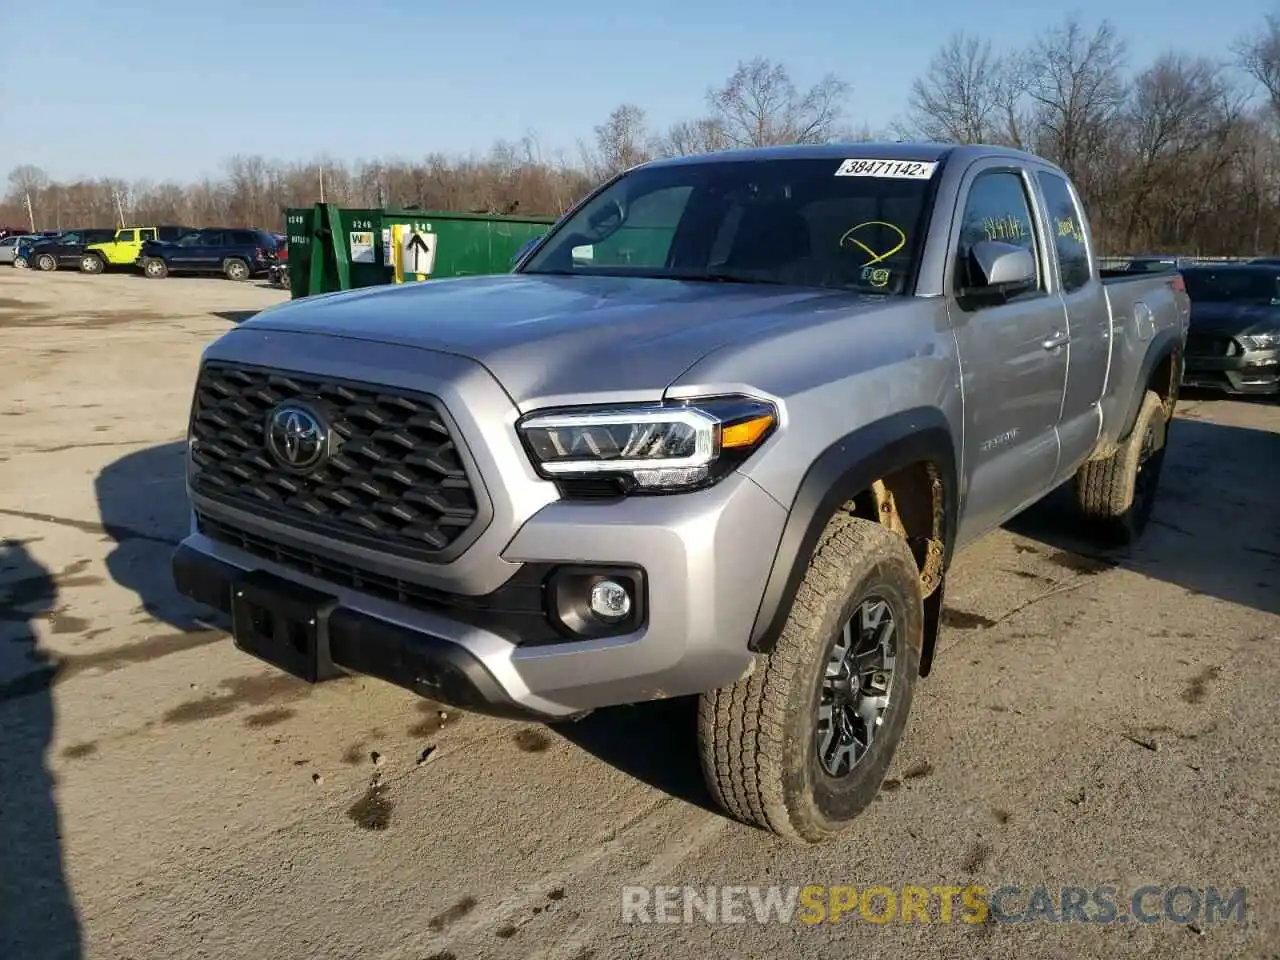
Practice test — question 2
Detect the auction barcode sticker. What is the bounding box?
[835,159,938,179]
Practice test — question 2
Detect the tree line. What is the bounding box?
[7,12,1280,256]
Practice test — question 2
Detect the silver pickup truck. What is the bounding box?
[172,143,1189,843]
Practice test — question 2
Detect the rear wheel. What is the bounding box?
[223,258,249,281]
[143,257,168,279]
[36,253,56,271]
[80,254,105,274]
[13,256,29,269]
[1075,390,1168,546]
[697,512,923,843]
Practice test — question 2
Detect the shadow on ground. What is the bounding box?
[94,441,207,633]
[551,696,719,812]
[212,310,259,324]
[0,538,84,958]
[1008,410,1280,616]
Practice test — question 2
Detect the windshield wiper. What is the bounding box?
[678,271,791,286]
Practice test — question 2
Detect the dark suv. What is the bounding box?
[25,229,119,271]
[138,228,280,281]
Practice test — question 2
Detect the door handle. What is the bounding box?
[1042,330,1070,350]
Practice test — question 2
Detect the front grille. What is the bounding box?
[189,361,482,562]
[1186,334,1239,358]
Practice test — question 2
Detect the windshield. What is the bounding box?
[1182,268,1280,304]
[519,156,940,295]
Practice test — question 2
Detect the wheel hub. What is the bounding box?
[817,597,897,778]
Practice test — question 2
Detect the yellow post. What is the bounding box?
[391,224,404,284]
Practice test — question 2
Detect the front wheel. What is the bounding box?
[697,512,923,844]
[80,254,105,274]
[142,257,168,279]
[223,258,249,281]
[36,253,56,271]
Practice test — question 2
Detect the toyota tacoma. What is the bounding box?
[172,143,1189,843]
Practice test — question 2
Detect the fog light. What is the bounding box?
[589,579,632,620]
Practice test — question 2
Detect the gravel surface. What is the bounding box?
[1,270,1278,960]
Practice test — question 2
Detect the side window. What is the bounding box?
[590,185,693,267]
[201,231,226,247]
[116,230,136,243]
[955,170,1042,298]
[1036,172,1092,292]
[140,228,156,241]
[231,230,257,245]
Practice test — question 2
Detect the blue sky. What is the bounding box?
[0,0,1272,185]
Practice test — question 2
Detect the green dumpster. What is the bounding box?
[283,203,556,300]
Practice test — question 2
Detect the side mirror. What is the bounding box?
[961,240,1037,299]
[511,234,545,268]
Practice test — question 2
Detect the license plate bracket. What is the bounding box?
[230,570,342,683]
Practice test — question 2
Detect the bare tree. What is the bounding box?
[901,34,1007,143]
[582,104,652,181]
[1234,13,1280,115]
[706,57,849,147]
[1025,17,1129,186]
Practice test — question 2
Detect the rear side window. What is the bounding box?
[201,231,227,247]
[1037,172,1092,292]
[954,170,1042,297]
[140,228,156,240]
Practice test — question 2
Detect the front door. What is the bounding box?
[947,163,1070,546]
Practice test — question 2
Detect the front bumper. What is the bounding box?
[174,470,787,719]
[1183,349,1280,394]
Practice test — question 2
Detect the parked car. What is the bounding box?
[25,229,119,271]
[171,142,1188,843]
[138,228,280,280]
[79,225,189,274]
[1180,262,1280,396]
[0,233,43,265]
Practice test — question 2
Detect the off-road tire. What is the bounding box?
[143,257,168,279]
[35,253,56,271]
[1075,389,1168,546]
[80,253,105,274]
[223,258,249,281]
[697,512,923,844]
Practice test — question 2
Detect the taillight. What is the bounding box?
[1171,273,1186,293]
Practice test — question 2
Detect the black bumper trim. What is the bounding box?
[171,543,554,721]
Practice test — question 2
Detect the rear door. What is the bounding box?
[1033,170,1111,484]
[945,160,1070,545]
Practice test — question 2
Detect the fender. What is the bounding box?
[748,406,959,655]
[1115,328,1183,443]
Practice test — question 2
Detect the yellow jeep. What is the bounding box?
[80,225,188,273]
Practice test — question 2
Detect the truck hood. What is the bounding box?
[243,273,893,407]
[1188,301,1280,337]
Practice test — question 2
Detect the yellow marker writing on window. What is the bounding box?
[840,221,906,266]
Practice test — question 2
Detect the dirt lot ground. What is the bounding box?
[1,269,1279,960]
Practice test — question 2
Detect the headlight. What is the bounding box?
[1241,331,1280,350]
[517,395,777,493]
